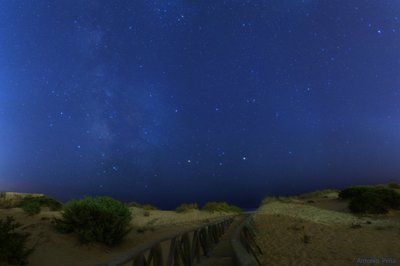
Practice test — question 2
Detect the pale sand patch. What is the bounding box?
[129,207,229,227]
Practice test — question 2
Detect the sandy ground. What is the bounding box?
[252,194,400,266]
[0,206,231,266]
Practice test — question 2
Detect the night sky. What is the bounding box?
[1,1,400,209]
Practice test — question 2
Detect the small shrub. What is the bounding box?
[175,203,199,213]
[350,222,362,229]
[136,226,155,233]
[388,182,400,189]
[202,202,242,214]
[54,196,132,246]
[0,216,33,265]
[288,224,304,231]
[21,201,41,216]
[340,186,400,214]
[143,210,150,217]
[302,234,310,244]
[136,227,146,233]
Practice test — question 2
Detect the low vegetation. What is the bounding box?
[18,195,62,215]
[21,201,41,216]
[0,199,14,209]
[261,189,339,206]
[295,189,339,199]
[0,216,33,265]
[126,202,158,210]
[202,202,242,213]
[339,186,400,214]
[261,196,292,205]
[0,194,62,214]
[54,196,132,246]
[175,203,199,213]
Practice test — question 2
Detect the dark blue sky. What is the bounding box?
[1,1,400,209]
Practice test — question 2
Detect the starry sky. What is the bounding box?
[1,1,400,209]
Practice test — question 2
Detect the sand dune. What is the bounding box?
[252,193,400,266]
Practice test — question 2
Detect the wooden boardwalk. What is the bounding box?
[99,213,262,266]
[197,215,248,266]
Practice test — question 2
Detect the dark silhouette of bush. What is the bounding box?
[388,182,400,189]
[375,187,400,208]
[202,202,242,214]
[338,187,371,199]
[348,191,388,214]
[0,216,33,265]
[21,201,41,216]
[340,186,400,214]
[175,203,199,213]
[54,196,132,246]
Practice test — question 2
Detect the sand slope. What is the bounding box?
[253,195,400,266]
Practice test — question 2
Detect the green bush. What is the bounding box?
[54,196,132,246]
[202,202,242,214]
[21,201,41,216]
[0,216,33,265]
[175,203,199,213]
[340,186,400,214]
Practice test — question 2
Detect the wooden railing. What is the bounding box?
[99,216,235,266]
[230,216,263,266]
